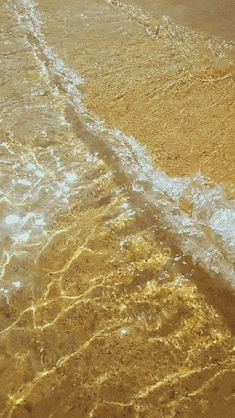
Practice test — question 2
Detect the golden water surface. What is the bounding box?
[0,1,235,417]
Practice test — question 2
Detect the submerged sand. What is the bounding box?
[38,0,235,187]
[0,1,234,417]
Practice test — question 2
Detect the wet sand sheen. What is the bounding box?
[38,0,235,186]
[127,0,235,41]
[0,1,235,417]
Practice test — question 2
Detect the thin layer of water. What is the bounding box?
[0,1,235,417]
[12,0,235,287]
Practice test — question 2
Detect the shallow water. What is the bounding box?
[0,1,235,417]
[128,0,235,41]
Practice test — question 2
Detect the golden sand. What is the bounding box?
[38,0,235,186]
[125,0,235,41]
[0,1,234,417]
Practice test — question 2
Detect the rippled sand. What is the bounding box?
[0,1,235,417]
[43,0,235,185]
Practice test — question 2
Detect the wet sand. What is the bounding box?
[37,0,235,186]
[0,1,235,417]
[127,0,235,41]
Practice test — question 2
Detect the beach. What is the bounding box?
[0,1,234,417]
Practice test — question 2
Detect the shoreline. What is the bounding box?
[37,0,235,187]
[1,1,235,416]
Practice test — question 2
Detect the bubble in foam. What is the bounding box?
[5,214,20,225]
[64,172,78,183]
[26,162,36,170]
[12,280,21,289]
[17,179,32,186]
[35,170,44,178]
[35,218,45,226]
[119,327,129,336]
[14,232,30,243]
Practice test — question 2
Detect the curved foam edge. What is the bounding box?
[12,0,235,288]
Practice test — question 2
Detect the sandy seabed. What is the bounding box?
[0,1,235,417]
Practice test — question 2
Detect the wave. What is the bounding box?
[11,0,235,287]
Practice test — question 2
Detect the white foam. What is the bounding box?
[58,182,70,193]
[12,0,235,288]
[55,190,63,198]
[64,172,78,183]
[210,209,235,261]
[35,170,44,178]
[17,178,32,186]
[5,214,20,225]
[26,162,36,170]
[12,280,21,289]
[14,231,31,243]
[119,327,129,336]
[35,218,45,226]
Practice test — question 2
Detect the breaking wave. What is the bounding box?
[11,0,235,287]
